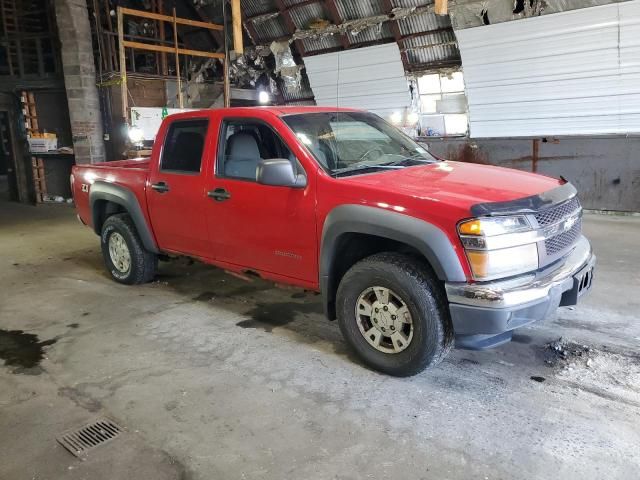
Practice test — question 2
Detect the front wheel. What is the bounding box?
[336,252,453,376]
[100,213,157,285]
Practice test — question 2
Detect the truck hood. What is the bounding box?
[340,161,563,213]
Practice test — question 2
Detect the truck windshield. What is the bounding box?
[282,111,438,177]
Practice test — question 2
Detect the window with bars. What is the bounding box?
[417,71,468,137]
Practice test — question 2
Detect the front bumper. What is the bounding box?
[445,236,595,349]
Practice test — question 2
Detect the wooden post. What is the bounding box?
[117,7,127,121]
[158,0,167,75]
[231,0,243,54]
[434,0,448,15]
[172,7,183,108]
[223,58,230,107]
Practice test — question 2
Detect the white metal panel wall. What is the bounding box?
[303,43,410,118]
[456,1,640,137]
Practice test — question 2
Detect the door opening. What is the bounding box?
[0,111,18,201]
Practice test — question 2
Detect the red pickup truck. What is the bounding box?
[72,107,595,376]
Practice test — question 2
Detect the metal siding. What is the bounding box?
[335,0,384,20]
[303,42,410,117]
[288,3,327,29]
[252,16,288,42]
[242,0,276,17]
[457,1,640,137]
[348,24,395,45]
[302,35,341,53]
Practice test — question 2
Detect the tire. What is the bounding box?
[336,252,453,377]
[100,213,158,285]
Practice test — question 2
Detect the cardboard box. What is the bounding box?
[28,136,58,153]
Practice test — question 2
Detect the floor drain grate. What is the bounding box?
[57,418,124,457]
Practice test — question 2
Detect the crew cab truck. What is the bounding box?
[72,107,595,376]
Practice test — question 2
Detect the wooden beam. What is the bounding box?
[434,0,448,16]
[272,0,306,56]
[158,0,167,75]
[231,0,243,54]
[119,7,223,31]
[191,3,225,50]
[122,40,225,59]
[117,7,127,121]
[172,8,183,109]
[323,0,349,49]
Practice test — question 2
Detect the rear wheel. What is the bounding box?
[336,252,453,376]
[100,213,157,284]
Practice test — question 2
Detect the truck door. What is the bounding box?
[146,117,212,258]
[204,115,317,284]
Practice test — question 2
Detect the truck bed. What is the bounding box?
[72,158,152,230]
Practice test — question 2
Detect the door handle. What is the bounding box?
[207,187,231,202]
[151,181,170,193]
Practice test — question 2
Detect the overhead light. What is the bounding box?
[390,111,402,124]
[258,91,270,104]
[128,126,144,144]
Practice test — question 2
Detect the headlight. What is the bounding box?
[458,215,540,280]
[466,244,538,280]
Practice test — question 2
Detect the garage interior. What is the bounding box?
[1,0,639,479]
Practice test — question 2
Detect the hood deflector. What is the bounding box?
[470,182,577,217]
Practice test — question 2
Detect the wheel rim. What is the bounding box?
[108,232,131,274]
[355,286,413,354]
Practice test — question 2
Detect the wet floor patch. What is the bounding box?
[237,301,324,333]
[192,284,271,303]
[0,329,56,374]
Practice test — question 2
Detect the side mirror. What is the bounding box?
[256,159,307,188]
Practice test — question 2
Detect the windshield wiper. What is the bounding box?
[332,164,404,177]
[387,153,438,166]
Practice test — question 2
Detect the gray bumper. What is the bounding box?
[445,236,595,349]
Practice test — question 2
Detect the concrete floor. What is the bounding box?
[1,200,639,480]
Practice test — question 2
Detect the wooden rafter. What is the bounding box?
[117,6,228,120]
[272,0,306,56]
[118,7,224,31]
[434,0,448,16]
[381,0,409,71]
[322,0,349,49]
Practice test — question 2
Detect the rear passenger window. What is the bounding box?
[161,119,208,173]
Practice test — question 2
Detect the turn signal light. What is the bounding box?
[458,219,482,235]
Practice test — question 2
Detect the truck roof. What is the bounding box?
[166,106,361,121]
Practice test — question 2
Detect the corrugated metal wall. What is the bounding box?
[303,43,410,118]
[456,0,640,138]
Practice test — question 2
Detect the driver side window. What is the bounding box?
[218,119,295,181]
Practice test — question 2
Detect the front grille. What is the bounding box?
[534,197,581,227]
[545,218,582,255]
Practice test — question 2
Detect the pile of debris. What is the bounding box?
[544,337,593,368]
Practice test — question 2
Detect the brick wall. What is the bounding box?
[54,0,105,164]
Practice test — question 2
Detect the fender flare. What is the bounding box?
[89,181,159,253]
[319,204,466,318]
